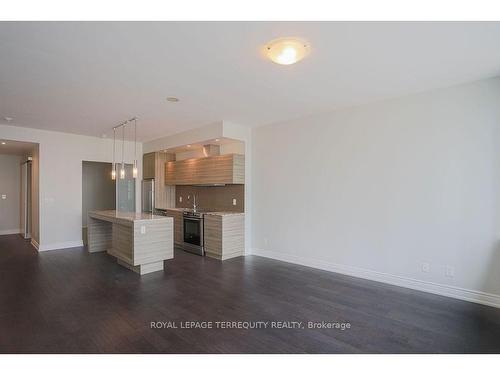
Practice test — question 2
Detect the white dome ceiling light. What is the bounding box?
[265,38,310,65]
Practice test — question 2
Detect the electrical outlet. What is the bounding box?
[179,196,182,203]
[422,262,430,273]
[232,198,237,206]
[140,225,146,234]
[445,266,455,278]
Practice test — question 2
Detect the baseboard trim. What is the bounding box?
[38,240,84,252]
[251,248,500,309]
[0,229,20,235]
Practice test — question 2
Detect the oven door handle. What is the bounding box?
[184,217,201,222]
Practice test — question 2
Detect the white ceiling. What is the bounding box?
[1,22,500,141]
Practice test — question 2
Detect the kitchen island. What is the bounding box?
[87,210,173,275]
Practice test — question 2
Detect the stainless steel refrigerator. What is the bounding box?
[142,179,155,213]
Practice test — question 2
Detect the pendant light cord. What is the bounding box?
[122,124,125,168]
[113,128,116,167]
[111,117,137,178]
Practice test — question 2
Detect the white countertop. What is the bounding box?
[89,210,172,222]
[204,211,245,217]
[159,208,244,217]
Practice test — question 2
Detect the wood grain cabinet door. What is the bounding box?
[204,214,244,260]
[165,160,176,185]
[164,154,245,185]
[204,215,222,258]
[142,152,156,179]
[165,209,183,244]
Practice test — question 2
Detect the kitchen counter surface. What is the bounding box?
[89,210,171,224]
[204,211,245,217]
[160,208,244,216]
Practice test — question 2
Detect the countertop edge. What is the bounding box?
[88,210,173,223]
[157,208,245,217]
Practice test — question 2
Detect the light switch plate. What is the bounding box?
[1,194,6,200]
[422,262,430,273]
[445,266,455,278]
[140,225,146,234]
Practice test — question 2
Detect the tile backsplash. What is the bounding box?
[175,184,244,212]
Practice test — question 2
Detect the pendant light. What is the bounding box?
[120,124,125,179]
[111,128,116,180]
[133,118,138,178]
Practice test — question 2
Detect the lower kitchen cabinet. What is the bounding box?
[165,209,183,245]
[204,214,244,260]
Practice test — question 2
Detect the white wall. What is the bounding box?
[251,77,500,307]
[0,124,142,250]
[0,154,22,234]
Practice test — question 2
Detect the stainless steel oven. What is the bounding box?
[182,211,204,256]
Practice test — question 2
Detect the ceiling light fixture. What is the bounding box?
[187,144,191,148]
[1,141,6,145]
[120,125,126,180]
[3,117,13,122]
[133,118,138,179]
[166,97,179,102]
[265,38,310,65]
[111,128,116,180]
[215,139,220,142]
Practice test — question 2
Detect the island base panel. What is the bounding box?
[117,258,164,275]
[87,217,112,253]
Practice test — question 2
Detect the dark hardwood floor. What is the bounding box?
[1,234,499,353]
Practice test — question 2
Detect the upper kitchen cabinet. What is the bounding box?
[142,152,156,179]
[165,154,245,185]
